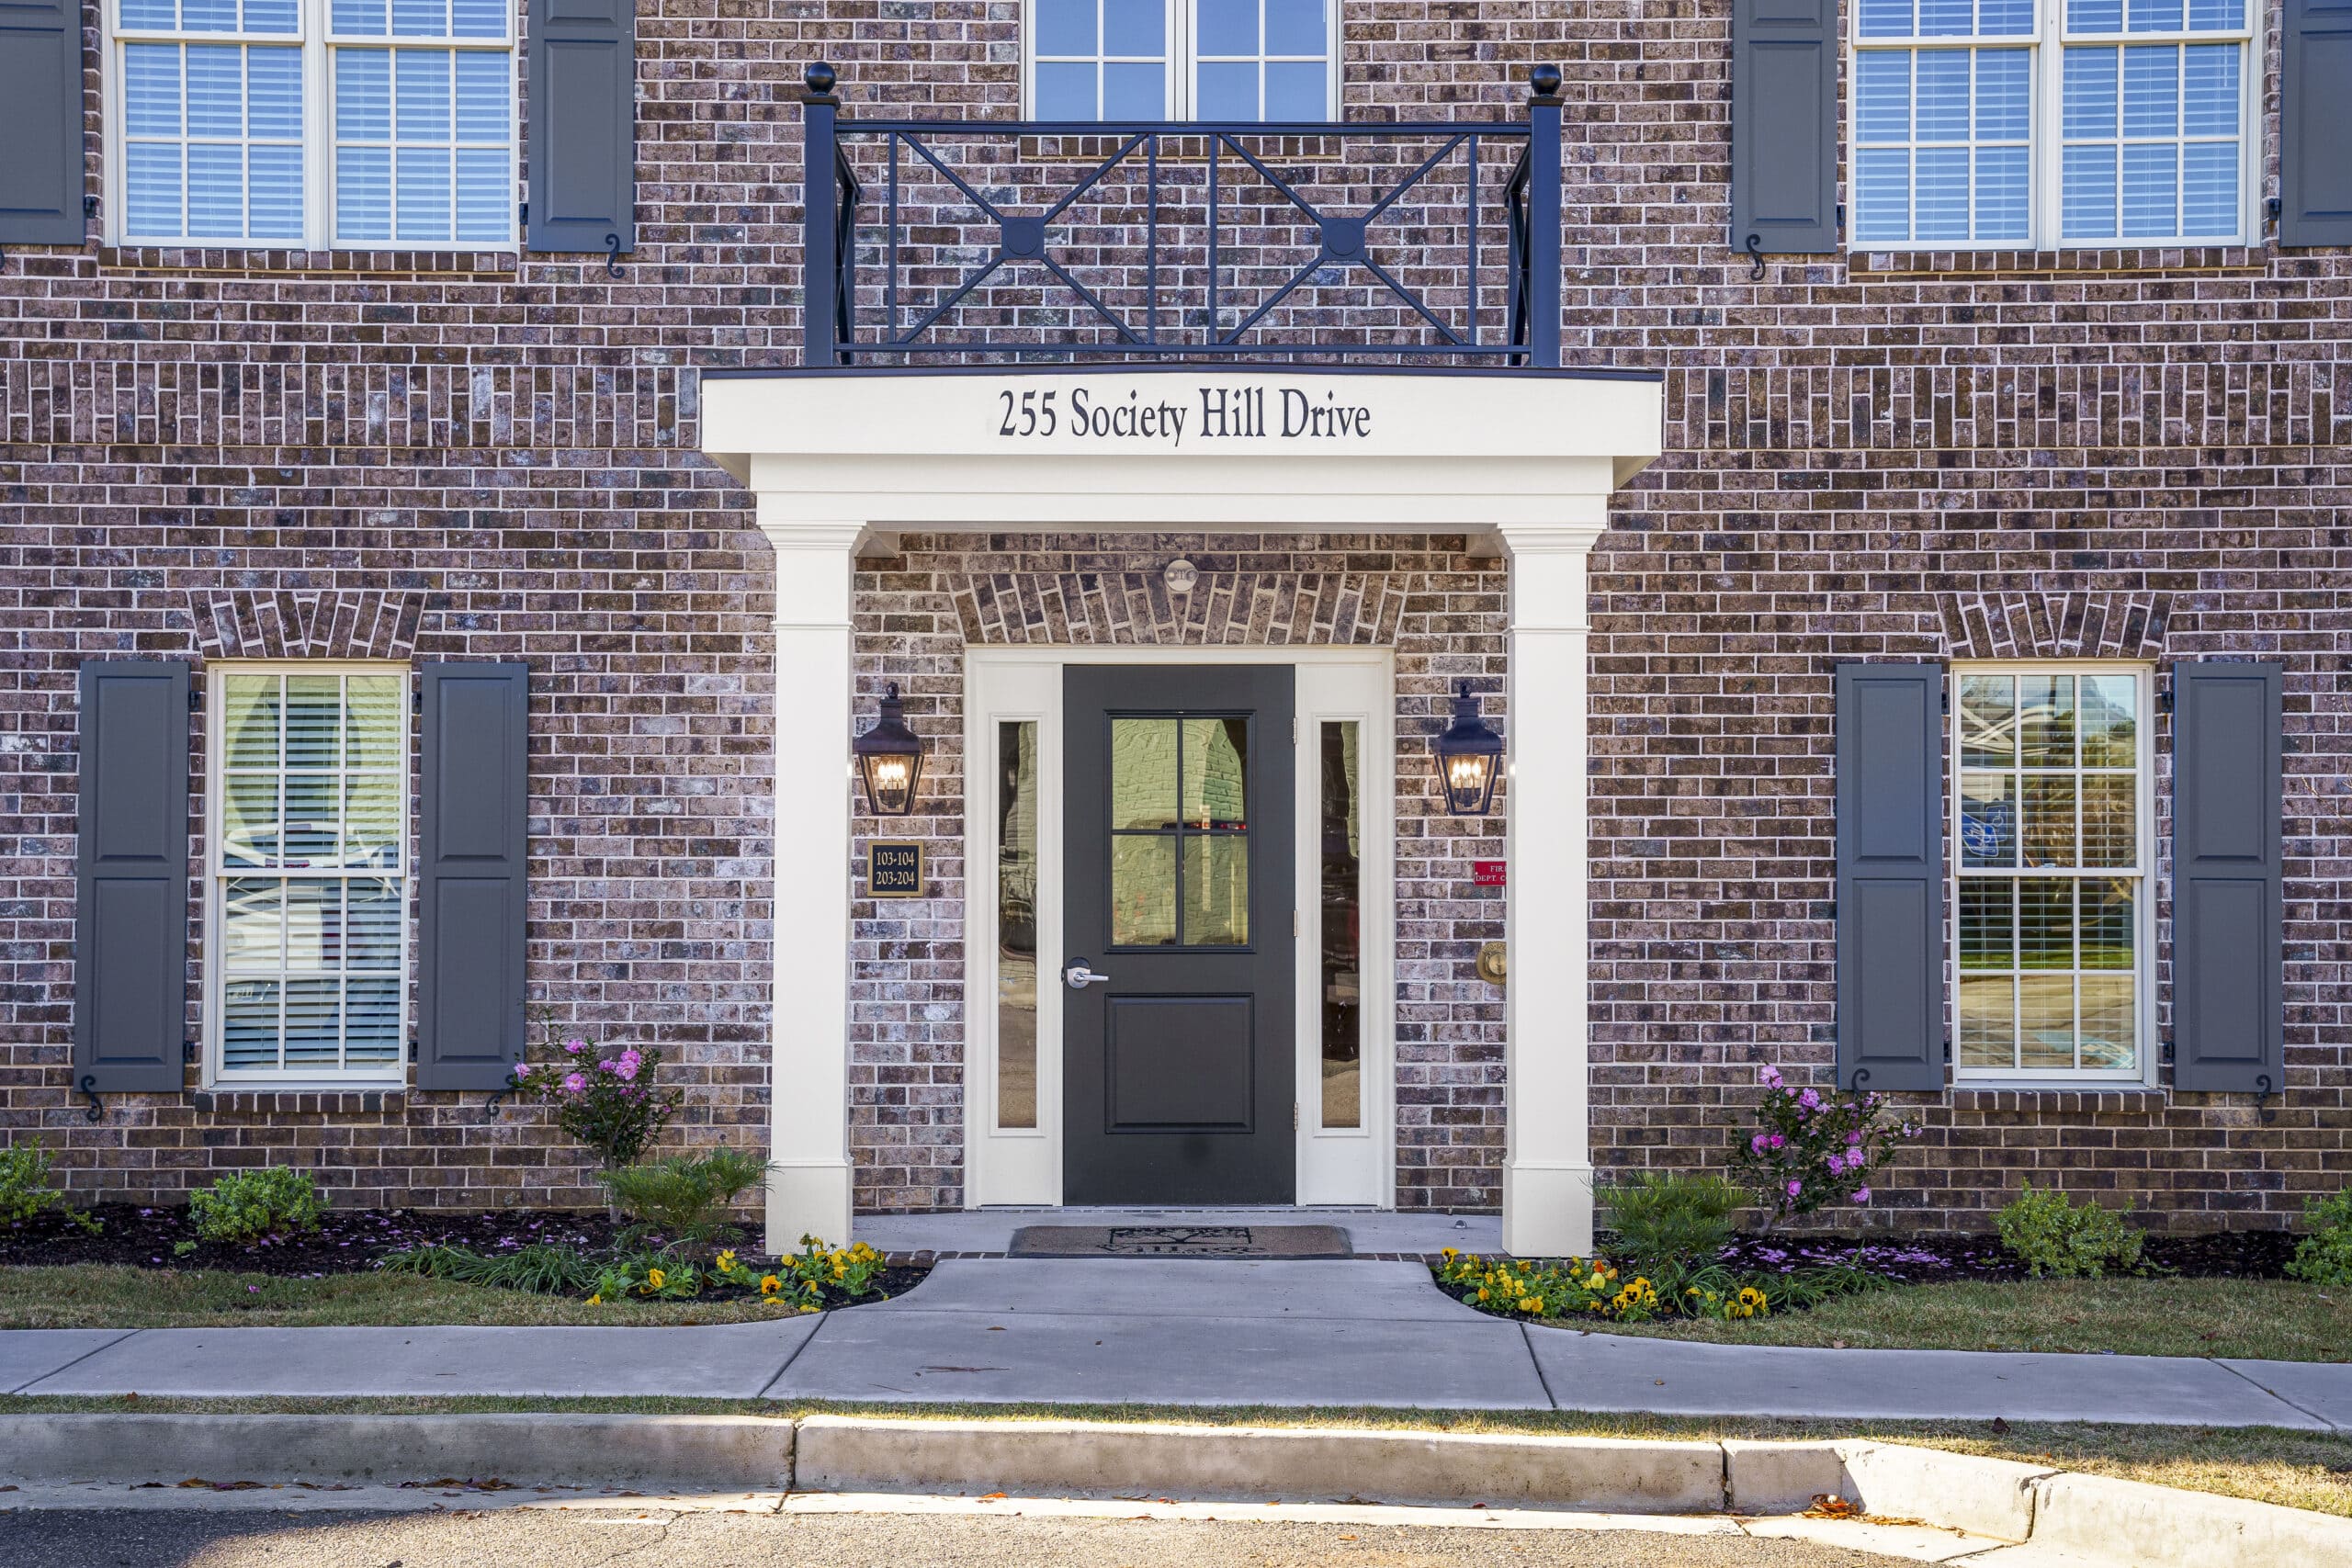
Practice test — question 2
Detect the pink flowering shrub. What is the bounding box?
[1731,1063,1920,1223]
[509,1017,684,1169]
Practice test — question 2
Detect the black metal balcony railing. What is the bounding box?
[798,62,1565,369]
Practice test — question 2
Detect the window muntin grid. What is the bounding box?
[1028,0,1336,119]
[110,0,514,247]
[210,668,407,1080]
[1953,667,2150,1081]
[117,0,306,242]
[1849,0,2253,248]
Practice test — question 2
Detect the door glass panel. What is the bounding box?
[1109,712,1252,947]
[1318,720,1361,1129]
[997,720,1038,1130]
[1112,717,1178,829]
[1181,834,1250,945]
[1180,716,1249,828]
[1110,834,1177,946]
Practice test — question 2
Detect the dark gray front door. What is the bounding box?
[1062,665,1295,1204]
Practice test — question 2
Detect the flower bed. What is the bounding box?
[0,1204,928,1304]
[1436,1226,2299,1331]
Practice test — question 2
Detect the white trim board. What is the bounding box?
[962,646,1397,1210]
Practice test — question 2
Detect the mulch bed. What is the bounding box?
[0,1203,930,1301]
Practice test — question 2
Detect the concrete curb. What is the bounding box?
[0,1415,795,1491]
[797,1415,1725,1512]
[4,1412,2346,1566]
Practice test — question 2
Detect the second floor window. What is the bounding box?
[111,0,514,247]
[1852,0,2254,248]
[1030,0,1336,120]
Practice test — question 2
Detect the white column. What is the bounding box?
[757,509,865,1254]
[1498,514,1608,1258]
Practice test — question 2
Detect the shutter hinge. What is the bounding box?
[408,1036,419,1064]
[187,682,203,713]
[1836,202,1847,232]
[1940,685,1950,716]
[2265,196,2281,231]
[84,194,99,219]
[1943,1035,1953,1064]
[2159,682,2175,715]
[182,1039,198,1065]
[2160,1035,2175,1066]
[520,201,528,226]
[413,683,424,715]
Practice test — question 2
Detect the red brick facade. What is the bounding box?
[0,0,2344,1226]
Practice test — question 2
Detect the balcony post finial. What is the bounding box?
[804,61,840,104]
[1529,62,1563,102]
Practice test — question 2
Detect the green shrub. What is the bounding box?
[0,1145,100,1235]
[1995,1182,2145,1279]
[188,1167,325,1245]
[377,1241,603,1295]
[1598,1171,1748,1268]
[2287,1189,2352,1287]
[596,1147,770,1250]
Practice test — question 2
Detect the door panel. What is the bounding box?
[1064,664,1295,1204]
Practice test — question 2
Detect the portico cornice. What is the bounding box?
[706,367,1663,532]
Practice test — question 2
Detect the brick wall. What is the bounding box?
[0,0,2344,1225]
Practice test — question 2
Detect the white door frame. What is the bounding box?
[963,645,1397,1210]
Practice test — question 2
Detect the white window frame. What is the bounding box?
[1950,660,2154,1088]
[202,660,411,1089]
[1847,0,2258,251]
[103,0,518,250]
[1023,0,1342,121]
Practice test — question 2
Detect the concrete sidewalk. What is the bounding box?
[5,1259,2346,1430]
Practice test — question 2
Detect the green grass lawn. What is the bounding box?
[1,1393,2346,1519]
[6,1265,2344,1366]
[1583,1276,2352,1362]
[0,1266,813,1328]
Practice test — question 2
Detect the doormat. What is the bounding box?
[1007,1224,1353,1259]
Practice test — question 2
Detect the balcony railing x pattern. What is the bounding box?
[799,62,1566,368]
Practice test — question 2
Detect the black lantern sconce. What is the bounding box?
[852,682,925,816]
[1432,681,1504,815]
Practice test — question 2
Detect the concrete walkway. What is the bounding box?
[6,1258,2347,1430]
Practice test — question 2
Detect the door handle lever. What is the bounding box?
[1063,960,1111,990]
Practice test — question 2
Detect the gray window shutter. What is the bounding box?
[2171,662,2285,1094]
[0,0,86,244]
[2282,0,2352,246]
[526,0,634,254]
[1834,662,1946,1092]
[74,660,191,1094]
[1731,0,1839,255]
[416,662,530,1091]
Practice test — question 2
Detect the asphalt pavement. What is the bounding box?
[0,1506,1917,1568]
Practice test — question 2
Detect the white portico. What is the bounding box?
[701,366,1662,1258]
